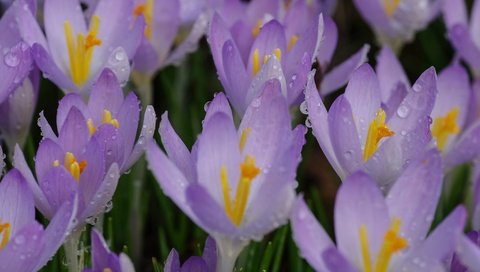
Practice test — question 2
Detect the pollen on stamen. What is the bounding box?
[0,222,11,249]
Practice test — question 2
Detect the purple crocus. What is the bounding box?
[292,149,467,271]
[164,236,217,272]
[450,231,480,272]
[0,167,78,271]
[83,228,135,272]
[14,0,144,95]
[353,0,442,51]
[210,1,368,115]
[443,0,480,78]
[147,80,305,271]
[13,102,120,226]
[305,63,436,189]
[376,47,480,170]
[0,0,38,151]
[37,68,156,174]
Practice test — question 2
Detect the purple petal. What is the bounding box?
[116,92,141,170]
[77,137,106,205]
[204,92,233,126]
[31,44,78,93]
[320,44,370,96]
[386,149,442,247]
[317,15,338,68]
[208,13,234,86]
[181,256,208,272]
[442,0,468,28]
[304,71,343,177]
[222,39,249,115]
[376,46,410,101]
[119,253,135,272]
[13,0,47,49]
[56,94,88,131]
[471,0,480,49]
[196,112,241,206]
[0,40,32,105]
[0,169,35,236]
[202,236,217,272]
[382,83,408,119]
[444,120,480,168]
[13,144,53,218]
[88,69,124,122]
[58,107,89,155]
[344,64,382,145]
[0,222,44,272]
[35,138,64,182]
[92,124,124,171]
[433,64,470,131]
[448,24,480,73]
[38,111,57,140]
[90,228,121,272]
[322,247,357,272]
[133,38,160,73]
[328,95,363,175]
[39,167,79,215]
[455,233,480,272]
[159,112,195,182]
[35,193,78,271]
[397,206,466,271]
[164,249,181,272]
[148,0,180,66]
[352,0,390,28]
[334,171,389,269]
[146,142,195,219]
[79,163,119,222]
[246,20,286,75]
[123,105,156,171]
[186,183,237,234]
[291,197,333,271]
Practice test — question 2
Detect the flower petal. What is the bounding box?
[322,247,357,272]
[90,228,121,271]
[39,167,79,215]
[56,94,88,133]
[222,39,249,115]
[58,107,89,156]
[88,69,124,122]
[448,24,480,74]
[123,105,155,171]
[164,249,181,272]
[291,197,333,271]
[442,0,468,29]
[376,46,410,101]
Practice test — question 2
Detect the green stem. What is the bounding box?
[63,229,83,272]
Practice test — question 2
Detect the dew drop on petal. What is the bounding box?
[396,105,410,118]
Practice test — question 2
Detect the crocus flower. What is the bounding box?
[131,0,211,93]
[305,63,435,189]
[37,68,156,174]
[376,47,480,170]
[0,0,38,151]
[0,167,78,271]
[147,80,305,271]
[15,0,144,95]
[353,0,442,51]
[443,0,480,78]
[83,228,135,272]
[450,231,480,272]
[164,236,217,272]
[292,149,467,271]
[210,2,368,115]
[13,103,120,226]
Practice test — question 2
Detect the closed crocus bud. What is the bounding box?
[164,236,217,272]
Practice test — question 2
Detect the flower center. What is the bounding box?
[252,48,282,75]
[87,109,120,135]
[363,108,395,161]
[134,0,153,39]
[0,222,11,250]
[359,218,408,272]
[252,19,263,37]
[431,107,460,152]
[64,15,102,86]
[384,0,401,17]
[220,128,260,226]
[53,152,87,182]
[103,268,112,272]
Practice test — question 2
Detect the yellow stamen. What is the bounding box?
[0,222,11,250]
[253,49,260,75]
[358,218,408,272]
[133,0,154,39]
[62,152,87,182]
[239,128,252,152]
[359,225,373,272]
[64,16,102,86]
[432,107,460,151]
[273,48,282,60]
[87,118,96,135]
[252,19,263,37]
[102,110,120,129]
[53,160,60,167]
[103,269,113,272]
[288,35,299,51]
[220,155,260,226]
[384,0,401,17]
[363,109,395,161]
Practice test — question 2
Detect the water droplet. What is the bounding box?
[305,117,312,128]
[344,150,353,159]
[14,235,25,245]
[204,101,211,112]
[412,84,422,92]
[4,50,20,67]
[396,105,410,118]
[299,101,308,114]
[251,98,261,108]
